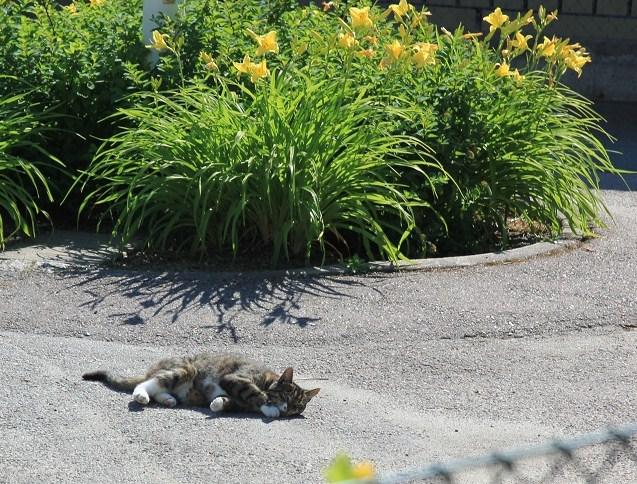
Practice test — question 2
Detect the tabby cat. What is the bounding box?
[82,353,320,418]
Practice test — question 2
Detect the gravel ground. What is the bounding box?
[0,190,636,483]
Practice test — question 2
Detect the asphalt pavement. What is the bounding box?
[1,101,636,484]
[0,190,636,483]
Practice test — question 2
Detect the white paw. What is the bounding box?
[210,397,225,412]
[133,390,150,405]
[163,396,177,407]
[260,404,280,418]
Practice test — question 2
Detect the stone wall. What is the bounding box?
[416,1,637,101]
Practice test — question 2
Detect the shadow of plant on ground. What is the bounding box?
[65,268,382,342]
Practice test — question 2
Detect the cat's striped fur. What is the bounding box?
[82,353,320,418]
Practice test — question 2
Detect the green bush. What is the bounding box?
[0,0,146,169]
[73,1,620,263]
[79,74,442,265]
[143,0,311,89]
[273,4,617,254]
[0,85,63,247]
[414,39,614,254]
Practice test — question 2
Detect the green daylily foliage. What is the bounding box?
[0,86,62,247]
[80,76,441,266]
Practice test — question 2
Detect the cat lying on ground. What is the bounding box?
[83,353,320,418]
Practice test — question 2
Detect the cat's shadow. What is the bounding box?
[127,400,306,423]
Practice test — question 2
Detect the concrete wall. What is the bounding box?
[419,1,637,101]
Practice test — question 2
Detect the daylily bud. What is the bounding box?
[199,51,218,71]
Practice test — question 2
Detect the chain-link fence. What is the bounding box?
[343,423,637,483]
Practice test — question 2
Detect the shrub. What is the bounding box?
[269,4,618,254]
[75,1,620,263]
[79,74,442,266]
[0,0,147,169]
[0,85,63,247]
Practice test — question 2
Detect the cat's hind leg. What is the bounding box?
[154,392,177,407]
[210,396,232,412]
[132,378,162,405]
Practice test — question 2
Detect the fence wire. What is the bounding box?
[344,423,637,484]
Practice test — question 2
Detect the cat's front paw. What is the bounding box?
[210,397,228,412]
[260,404,280,418]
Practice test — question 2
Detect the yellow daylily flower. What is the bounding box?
[248,59,269,82]
[385,40,405,61]
[350,7,374,30]
[65,3,78,15]
[561,43,591,77]
[563,53,590,77]
[537,36,557,58]
[89,0,106,6]
[233,55,269,82]
[562,41,582,52]
[247,30,279,56]
[338,31,358,49]
[199,51,218,71]
[512,68,524,84]
[495,62,510,77]
[547,10,558,22]
[147,30,170,52]
[351,461,376,479]
[412,42,438,68]
[233,54,253,74]
[386,0,411,19]
[510,32,532,51]
[380,40,405,69]
[483,7,509,33]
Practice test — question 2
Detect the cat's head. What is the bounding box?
[267,367,320,416]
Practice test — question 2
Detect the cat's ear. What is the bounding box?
[279,367,294,383]
[305,388,320,400]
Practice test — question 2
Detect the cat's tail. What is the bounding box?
[82,370,146,392]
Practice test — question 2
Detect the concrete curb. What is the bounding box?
[0,230,582,277]
[278,238,582,277]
